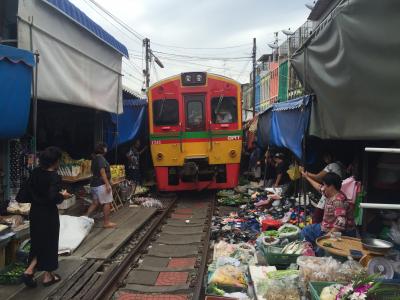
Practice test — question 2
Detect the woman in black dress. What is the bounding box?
[22,147,71,287]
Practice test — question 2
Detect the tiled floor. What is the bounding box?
[155,272,189,286]
[167,258,196,269]
[116,293,188,300]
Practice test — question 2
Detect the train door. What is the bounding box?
[184,94,206,132]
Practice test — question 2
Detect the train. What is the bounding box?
[148,72,243,191]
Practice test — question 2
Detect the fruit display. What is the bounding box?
[59,152,91,177]
[7,202,31,215]
[134,185,149,195]
[110,165,125,180]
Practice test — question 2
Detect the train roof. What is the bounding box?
[148,72,241,90]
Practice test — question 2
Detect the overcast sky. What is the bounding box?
[70,0,311,94]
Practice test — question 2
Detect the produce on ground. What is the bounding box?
[208,265,247,290]
[0,263,26,284]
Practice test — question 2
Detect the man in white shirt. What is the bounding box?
[300,152,346,221]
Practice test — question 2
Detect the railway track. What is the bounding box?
[49,191,215,300]
[108,191,214,300]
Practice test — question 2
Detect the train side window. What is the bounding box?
[153,99,179,126]
[211,97,237,124]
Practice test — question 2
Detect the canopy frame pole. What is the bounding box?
[298,48,309,224]
[263,147,270,188]
[115,76,121,164]
[33,51,39,161]
[29,17,39,162]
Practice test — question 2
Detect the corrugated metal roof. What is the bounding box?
[124,99,147,107]
[308,0,341,21]
[43,0,129,58]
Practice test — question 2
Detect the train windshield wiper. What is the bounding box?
[158,98,166,120]
[215,94,224,116]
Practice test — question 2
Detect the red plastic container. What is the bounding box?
[261,219,282,231]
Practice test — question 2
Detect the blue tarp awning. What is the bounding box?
[43,0,129,58]
[104,99,147,149]
[0,45,35,139]
[257,95,313,159]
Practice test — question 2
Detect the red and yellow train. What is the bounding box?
[148,72,242,191]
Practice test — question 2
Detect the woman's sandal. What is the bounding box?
[22,273,37,288]
[43,274,61,287]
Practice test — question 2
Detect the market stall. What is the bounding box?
[205,180,400,300]
[0,44,35,274]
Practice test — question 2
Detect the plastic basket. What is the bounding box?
[0,262,26,285]
[260,244,300,267]
[16,239,30,263]
[309,281,336,300]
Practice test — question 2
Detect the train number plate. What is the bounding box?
[151,140,161,145]
[227,136,241,141]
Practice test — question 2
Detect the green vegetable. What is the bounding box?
[207,283,225,296]
[280,227,297,233]
[267,270,299,279]
[263,230,279,237]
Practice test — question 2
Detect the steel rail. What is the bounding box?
[84,197,177,300]
[191,193,215,300]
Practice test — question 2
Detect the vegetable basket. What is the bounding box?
[0,262,26,285]
[309,281,336,300]
[260,244,300,267]
[309,281,400,300]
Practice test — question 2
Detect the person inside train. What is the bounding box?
[216,110,233,123]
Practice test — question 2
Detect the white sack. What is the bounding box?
[59,215,94,254]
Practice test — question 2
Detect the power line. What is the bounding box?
[151,41,252,50]
[78,0,257,66]
[152,50,252,61]
[123,71,143,83]
[86,0,144,41]
[80,0,143,47]
[158,56,248,76]
[237,59,252,82]
[123,59,143,75]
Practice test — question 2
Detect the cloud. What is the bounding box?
[70,0,310,92]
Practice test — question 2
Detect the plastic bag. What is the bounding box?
[208,265,247,290]
[263,270,300,300]
[336,258,364,282]
[297,256,341,291]
[232,243,256,265]
[213,241,237,260]
[224,292,250,300]
[287,164,301,181]
[388,219,400,245]
[277,224,300,240]
[216,256,241,268]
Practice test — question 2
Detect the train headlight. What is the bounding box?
[157,152,164,160]
[229,150,237,158]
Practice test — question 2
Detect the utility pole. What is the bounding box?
[252,37,256,117]
[143,38,150,89]
[143,38,164,91]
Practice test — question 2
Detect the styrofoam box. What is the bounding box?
[57,195,76,210]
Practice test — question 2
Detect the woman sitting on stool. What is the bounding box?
[300,172,356,246]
